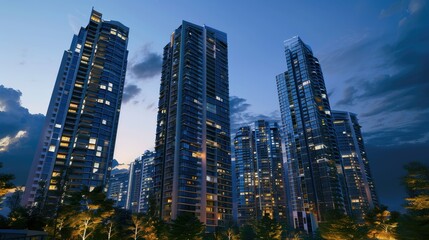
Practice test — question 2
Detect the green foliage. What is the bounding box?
[397,162,429,239]
[365,206,398,239]
[170,213,205,240]
[318,210,368,240]
[239,224,256,240]
[254,215,283,239]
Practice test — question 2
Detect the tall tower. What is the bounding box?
[332,110,378,221]
[22,9,129,209]
[234,126,256,225]
[276,36,345,232]
[234,120,287,225]
[153,21,231,231]
[139,150,155,214]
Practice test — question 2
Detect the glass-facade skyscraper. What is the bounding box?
[234,120,287,225]
[22,9,129,209]
[107,169,129,209]
[153,21,231,230]
[276,36,345,232]
[139,150,155,214]
[332,110,378,221]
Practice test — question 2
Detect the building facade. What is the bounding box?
[107,169,129,209]
[234,126,256,225]
[332,110,378,221]
[127,156,143,213]
[138,150,155,214]
[276,36,345,232]
[234,120,287,225]
[22,9,129,209]
[153,21,232,231]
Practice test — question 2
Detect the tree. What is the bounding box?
[239,224,256,240]
[318,210,368,240]
[169,213,205,240]
[5,186,23,210]
[254,215,283,239]
[397,162,429,239]
[365,206,398,240]
[0,162,14,198]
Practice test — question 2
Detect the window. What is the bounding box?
[102,119,107,125]
[61,136,70,142]
[48,145,56,152]
[105,100,110,105]
[55,124,62,128]
[100,85,106,90]
[89,138,97,144]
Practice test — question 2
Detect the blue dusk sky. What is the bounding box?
[0,0,428,212]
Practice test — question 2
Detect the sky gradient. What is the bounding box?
[0,0,428,212]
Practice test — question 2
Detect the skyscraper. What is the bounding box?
[107,169,129,209]
[127,155,144,213]
[234,126,256,225]
[22,9,129,209]
[126,150,155,213]
[234,120,287,225]
[153,21,231,231]
[332,110,378,221]
[139,150,155,214]
[276,36,345,232]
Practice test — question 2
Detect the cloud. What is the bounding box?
[230,96,280,135]
[122,84,142,104]
[332,0,429,146]
[128,46,162,81]
[0,85,44,185]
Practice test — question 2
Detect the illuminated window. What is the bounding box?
[97,146,102,151]
[100,85,106,90]
[57,154,66,159]
[60,142,69,147]
[89,138,97,144]
[105,100,110,105]
[94,162,100,168]
[49,185,58,190]
[88,144,95,150]
[96,151,101,157]
[52,172,60,177]
[91,15,100,22]
[97,99,104,103]
[75,44,82,53]
[102,119,107,125]
[61,136,70,142]
[55,124,62,128]
[48,145,56,152]
[108,87,112,92]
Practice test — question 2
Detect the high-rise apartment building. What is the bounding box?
[154,21,231,231]
[276,36,345,232]
[234,126,256,225]
[139,150,155,214]
[126,150,155,213]
[22,9,129,209]
[234,120,287,225]
[127,156,144,213]
[332,110,378,221]
[107,169,129,209]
